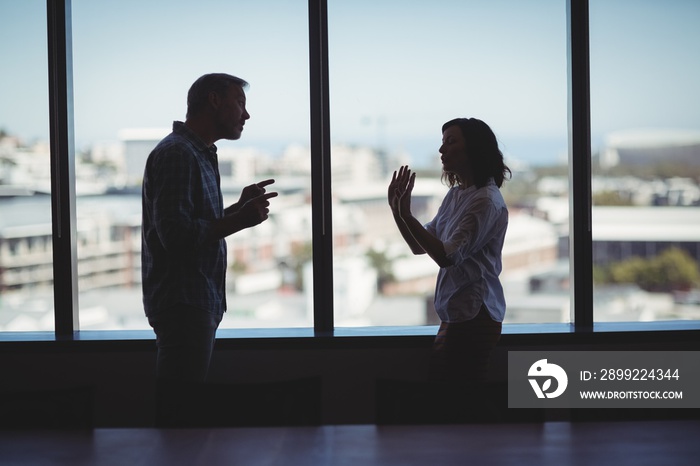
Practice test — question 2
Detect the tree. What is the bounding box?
[592,190,634,206]
[604,247,700,292]
[652,247,700,291]
[366,247,395,290]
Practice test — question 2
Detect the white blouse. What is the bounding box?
[424,178,508,323]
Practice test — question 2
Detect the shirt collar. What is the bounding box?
[455,177,495,194]
[172,121,218,155]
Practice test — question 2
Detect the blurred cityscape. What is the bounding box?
[1,127,700,331]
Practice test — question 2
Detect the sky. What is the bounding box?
[1,0,699,166]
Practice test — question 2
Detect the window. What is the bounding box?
[1,0,698,340]
[71,0,312,329]
[328,0,569,326]
[590,0,700,322]
[0,0,53,332]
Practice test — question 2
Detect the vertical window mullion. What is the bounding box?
[567,0,594,329]
[47,0,79,337]
[308,0,334,333]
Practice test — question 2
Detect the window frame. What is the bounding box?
[1,0,696,342]
[47,0,79,336]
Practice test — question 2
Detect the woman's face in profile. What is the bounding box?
[439,125,469,176]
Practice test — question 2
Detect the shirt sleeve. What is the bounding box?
[147,147,213,252]
[443,194,506,266]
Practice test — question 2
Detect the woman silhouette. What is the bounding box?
[388,117,511,382]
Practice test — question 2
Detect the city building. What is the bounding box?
[592,206,700,264]
[600,129,700,169]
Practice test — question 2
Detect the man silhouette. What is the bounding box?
[142,73,277,385]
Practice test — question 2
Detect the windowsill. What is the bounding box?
[1,320,699,345]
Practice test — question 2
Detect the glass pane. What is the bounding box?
[72,0,311,329]
[0,1,54,331]
[328,0,569,326]
[590,0,700,322]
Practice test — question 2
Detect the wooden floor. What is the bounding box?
[1,421,699,466]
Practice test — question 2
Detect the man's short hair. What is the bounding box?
[186,73,249,119]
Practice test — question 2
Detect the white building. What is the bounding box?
[592,206,700,264]
[600,128,700,169]
[119,127,169,185]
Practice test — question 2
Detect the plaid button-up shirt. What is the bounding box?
[141,121,227,316]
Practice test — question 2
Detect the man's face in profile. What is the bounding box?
[215,84,250,141]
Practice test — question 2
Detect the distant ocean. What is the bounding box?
[396,135,570,168]
[239,135,572,168]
